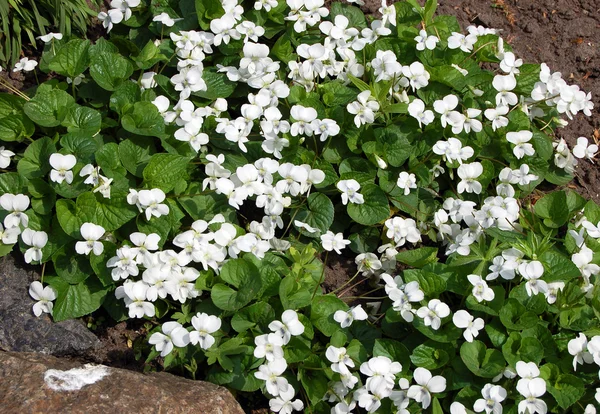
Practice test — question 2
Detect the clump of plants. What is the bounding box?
[1,0,599,412]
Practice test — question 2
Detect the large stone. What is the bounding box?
[0,351,245,414]
[0,253,100,355]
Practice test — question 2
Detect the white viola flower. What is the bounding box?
[457,162,483,194]
[311,118,340,141]
[451,402,468,414]
[189,312,221,350]
[174,121,209,152]
[29,281,57,317]
[97,9,124,33]
[355,253,382,276]
[407,367,447,410]
[487,255,517,281]
[402,61,430,90]
[66,73,85,86]
[500,52,523,75]
[139,71,157,90]
[336,179,364,205]
[334,305,368,328]
[294,220,319,234]
[290,105,318,136]
[269,385,304,414]
[492,74,518,107]
[138,189,170,220]
[115,280,155,318]
[21,229,48,263]
[347,90,380,128]
[255,0,278,11]
[416,299,450,330]
[573,137,598,162]
[511,164,538,186]
[148,321,190,357]
[516,377,547,414]
[130,232,160,263]
[433,95,459,128]
[110,0,140,20]
[408,99,434,128]
[0,223,19,245]
[75,222,105,256]
[255,333,285,362]
[484,105,510,131]
[320,231,351,254]
[468,274,495,302]
[371,50,401,82]
[49,153,77,184]
[0,193,30,228]
[152,12,183,27]
[447,32,478,53]
[544,281,564,304]
[516,361,540,383]
[568,333,593,371]
[474,383,507,414]
[255,358,289,397]
[268,310,305,345]
[432,137,474,164]
[572,245,600,278]
[37,32,63,43]
[13,57,38,72]
[0,146,15,168]
[506,131,535,159]
[396,172,417,196]
[453,310,485,342]
[518,260,548,296]
[106,246,139,281]
[360,356,402,393]
[415,29,439,50]
[384,217,421,247]
[171,66,207,99]
[79,164,100,186]
[326,346,355,374]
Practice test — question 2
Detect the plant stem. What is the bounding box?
[311,251,328,299]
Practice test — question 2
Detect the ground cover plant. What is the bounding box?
[0,0,599,412]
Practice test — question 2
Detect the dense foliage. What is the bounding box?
[1,0,599,412]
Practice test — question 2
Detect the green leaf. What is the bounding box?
[211,258,262,311]
[52,243,94,284]
[295,193,334,237]
[372,339,410,372]
[24,88,75,127]
[0,116,33,142]
[195,68,236,100]
[61,105,102,135]
[17,137,56,179]
[374,125,413,167]
[118,138,154,178]
[75,192,138,232]
[0,172,27,195]
[271,32,296,63]
[460,340,505,378]
[279,274,313,310]
[320,81,358,107]
[424,0,438,23]
[132,40,167,70]
[403,269,446,296]
[396,247,438,268]
[60,132,102,164]
[534,190,569,228]
[330,2,367,29]
[110,81,142,116]
[542,370,585,410]
[310,295,348,336]
[48,39,90,78]
[540,250,581,283]
[502,332,543,366]
[143,153,189,192]
[89,52,134,91]
[231,301,275,333]
[347,183,390,225]
[121,101,166,137]
[90,241,117,287]
[46,276,108,322]
[178,185,236,223]
[411,342,450,370]
[499,298,539,330]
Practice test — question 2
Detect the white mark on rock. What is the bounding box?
[44,364,110,391]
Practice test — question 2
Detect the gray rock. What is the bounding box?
[1,351,245,414]
[0,253,100,355]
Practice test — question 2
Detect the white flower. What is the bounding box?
[457,162,483,194]
[254,359,289,396]
[484,106,510,131]
[573,137,598,162]
[0,146,15,168]
[189,312,221,349]
[97,9,124,33]
[37,32,63,43]
[416,299,450,330]
[415,30,439,51]
[518,261,548,296]
[396,172,417,195]
[268,310,304,344]
[334,305,368,328]
[500,52,523,75]
[106,246,139,281]
[568,333,593,371]
[290,105,318,136]
[111,0,140,21]
[408,99,434,128]
[336,179,364,205]
[453,310,484,342]
[492,74,518,107]
[544,281,564,304]
[29,281,57,317]
[21,229,48,263]
[506,131,535,159]
[13,57,38,72]
[152,12,183,27]
[115,280,155,318]
[75,222,105,256]
[0,223,19,245]
[326,345,355,375]
[269,385,304,413]
[137,189,170,220]
[467,274,495,302]
[474,383,507,414]
[294,220,319,234]
[407,367,446,410]
[148,321,190,357]
[511,164,538,186]
[255,333,285,362]
[516,377,547,414]
[360,356,402,393]
[402,62,430,90]
[347,91,380,128]
[0,193,30,228]
[320,231,350,254]
[433,95,459,128]
[49,153,77,184]
[448,32,477,53]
